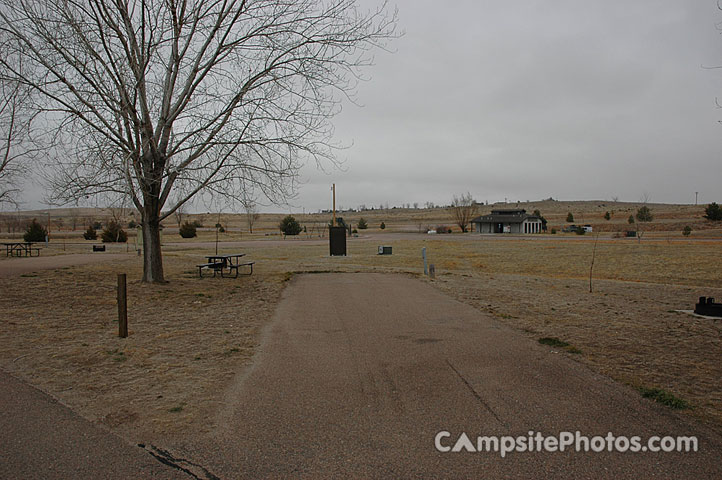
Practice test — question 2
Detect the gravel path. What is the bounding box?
[178,273,722,479]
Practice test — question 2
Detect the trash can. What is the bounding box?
[329,226,346,256]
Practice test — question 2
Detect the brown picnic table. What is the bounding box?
[3,242,41,257]
[198,253,254,278]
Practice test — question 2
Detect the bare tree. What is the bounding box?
[0,62,35,206]
[68,209,80,231]
[589,233,600,293]
[173,201,186,230]
[632,193,653,243]
[0,0,397,282]
[241,197,260,234]
[633,205,653,243]
[450,192,478,233]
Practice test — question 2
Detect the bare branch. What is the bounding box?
[0,0,398,281]
[450,192,478,233]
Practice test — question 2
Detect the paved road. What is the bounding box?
[0,371,184,479]
[180,273,722,479]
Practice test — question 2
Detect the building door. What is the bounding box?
[495,223,503,233]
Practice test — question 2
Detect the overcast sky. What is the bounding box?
[291,0,722,213]
[11,0,722,213]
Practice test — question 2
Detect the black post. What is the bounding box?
[118,274,128,338]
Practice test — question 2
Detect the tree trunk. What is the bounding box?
[141,205,165,283]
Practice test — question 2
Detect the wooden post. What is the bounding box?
[117,274,128,338]
[429,264,435,279]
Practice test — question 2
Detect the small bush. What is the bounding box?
[538,337,569,348]
[628,215,635,224]
[24,219,48,242]
[380,221,386,230]
[101,220,128,243]
[682,225,692,237]
[550,228,557,234]
[357,218,368,229]
[566,212,574,223]
[352,228,358,234]
[637,386,689,409]
[83,226,98,240]
[636,205,653,222]
[279,215,302,236]
[704,202,722,221]
[603,211,611,221]
[179,221,197,238]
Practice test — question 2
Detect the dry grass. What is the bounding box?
[1,229,721,444]
[0,254,285,443]
[433,272,722,432]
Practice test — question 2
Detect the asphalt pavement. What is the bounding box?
[174,273,722,479]
[0,370,184,479]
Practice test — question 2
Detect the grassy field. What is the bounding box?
[0,204,721,443]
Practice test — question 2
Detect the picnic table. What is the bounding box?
[197,253,254,278]
[3,242,41,257]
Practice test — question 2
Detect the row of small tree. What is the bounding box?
[277,215,386,236]
[23,219,127,243]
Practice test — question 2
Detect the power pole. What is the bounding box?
[332,184,337,227]
[215,211,220,255]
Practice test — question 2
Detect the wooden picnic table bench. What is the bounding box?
[197,261,225,278]
[2,242,42,257]
[198,253,254,278]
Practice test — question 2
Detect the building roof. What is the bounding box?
[471,209,541,224]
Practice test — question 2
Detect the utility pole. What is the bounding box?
[695,192,698,205]
[332,184,337,227]
[215,211,221,255]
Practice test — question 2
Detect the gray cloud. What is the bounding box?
[294,0,722,212]
[10,1,722,212]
